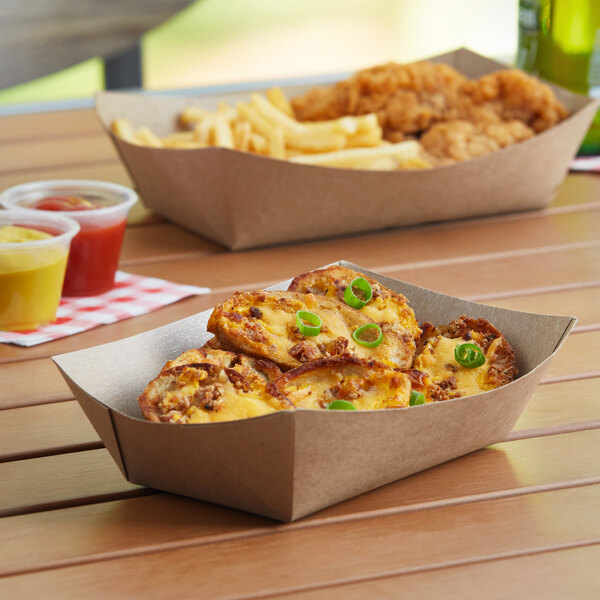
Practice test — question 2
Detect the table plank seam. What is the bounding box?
[2,479,599,581]
[505,421,600,441]
[0,157,119,178]
[241,539,600,600]
[0,441,104,465]
[372,239,600,275]
[0,130,107,146]
[0,488,156,520]
[540,371,600,385]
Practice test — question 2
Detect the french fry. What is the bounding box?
[343,127,383,148]
[214,114,235,148]
[165,141,210,149]
[233,121,252,152]
[288,141,421,168]
[134,127,163,148]
[180,106,212,126]
[267,126,286,159]
[249,132,268,153]
[217,102,237,122]
[111,118,136,143]
[284,129,346,152]
[398,156,433,169]
[355,156,399,171]
[266,87,294,117]
[301,114,378,137]
[161,131,196,147]
[249,93,304,133]
[194,115,216,144]
[236,102,275,140]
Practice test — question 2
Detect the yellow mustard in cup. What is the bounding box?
[0,212,79,331]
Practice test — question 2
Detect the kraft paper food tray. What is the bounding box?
[52,261,576,522]
[95,48,599,251]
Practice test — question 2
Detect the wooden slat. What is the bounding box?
[543,330,600,381]
[114,232,600,295]
[552,172,600,208]
[0,449,144,517]
[277,544,600,599]
[0,133,118,174]
[486,284,600,330]
[512,376,600,436]
[0,160,129,190]
[0,109,101,143]
[0,402,100,462]
[119,222,222,265]
[1,428,599,574]
[1,484,599,597]
[0,357,72,408]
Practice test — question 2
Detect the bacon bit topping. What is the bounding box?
[321,336,349,357]
[330,378,363,400]
[243,321,269,343]
[193,384,223,411]
[226,369,252,393]
[438,376,457,390]
[248,306,262,319]
[289,341,319,362]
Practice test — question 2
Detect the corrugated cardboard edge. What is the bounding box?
[94,48,600,250]
[52,261,577,521]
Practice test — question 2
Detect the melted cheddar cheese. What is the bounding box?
[414,335,503,400]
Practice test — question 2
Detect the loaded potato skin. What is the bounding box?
[138,348,287,424]
[289,265,421,354]
[412,315,517,402]
[268,356,411,410]
[207,290,414,371]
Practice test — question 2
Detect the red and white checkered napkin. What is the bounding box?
[570,156,600,172]
[0,271,210,347]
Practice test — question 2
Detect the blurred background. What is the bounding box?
[0,0,518,106]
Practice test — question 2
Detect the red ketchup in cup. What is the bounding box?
[1,181,138,297]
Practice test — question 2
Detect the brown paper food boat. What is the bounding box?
[52,261,575,522]
[95,48,599,251]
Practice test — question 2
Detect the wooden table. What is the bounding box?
[1,105,599,599]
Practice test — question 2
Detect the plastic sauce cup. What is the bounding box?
[0,210,79,331]
[1,180,138,296]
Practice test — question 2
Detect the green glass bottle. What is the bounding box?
[516,0,600,155]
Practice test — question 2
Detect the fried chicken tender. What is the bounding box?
[291,61,568,162]
[292,61,468,139]
[138,348,286,424]
[459,69,569,133]
[411,316,518,402]
[207,290,415,371]
[267,356,411,410]
[420,119,534,163]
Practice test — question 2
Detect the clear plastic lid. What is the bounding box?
[0,180,138,225]
[0,210,80,250]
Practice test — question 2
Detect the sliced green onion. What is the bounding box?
[344,277,373,309]
[296,310,322,336]
[352,323,383,347]
[409,390,425,406]
[326,400,356,411]
[454,342,486,368]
